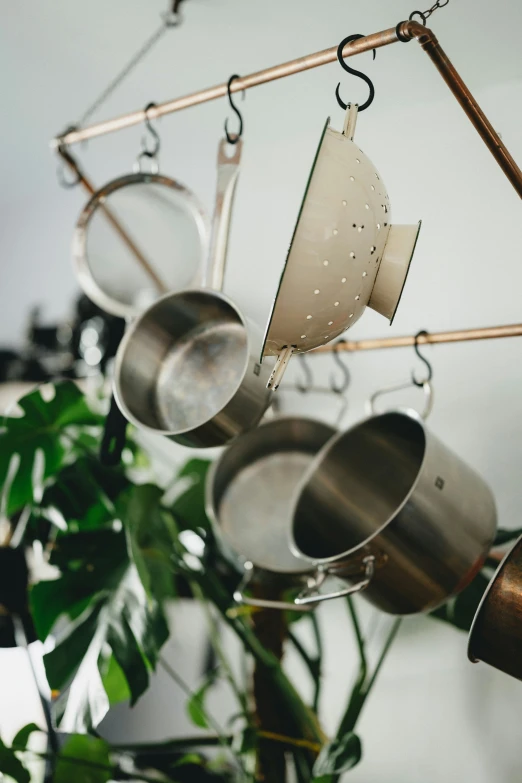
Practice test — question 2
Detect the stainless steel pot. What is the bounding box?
[291,399,497,614]
[113,139,273,448]
[468,534,522,681]
[206,416,336,610]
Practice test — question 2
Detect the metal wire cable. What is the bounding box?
[77,5,181,128]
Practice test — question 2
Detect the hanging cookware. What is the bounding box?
[262,103,421,389]
[113,138,273,448]
[206,416,337,610]
[73,159,209,319]
[468,534,522,681]
[290,381,497,614]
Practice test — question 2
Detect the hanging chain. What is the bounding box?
[77,1,184,128]
[409,0,449,25]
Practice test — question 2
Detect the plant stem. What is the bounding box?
[158,656,249,778]
[172,551,325,747]
[361,618,402,697]
[287,628,321,713]
[14,748,170,783]
[337,617,402,737]
[190,579,250,716]
[346,597,366,669]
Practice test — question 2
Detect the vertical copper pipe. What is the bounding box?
[398,21,522,198]
[58,148,167,293]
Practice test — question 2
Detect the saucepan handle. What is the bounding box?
[294,556,375,606]
[233,562,317,612]
[366,380,433,421]
[205,138,242,292]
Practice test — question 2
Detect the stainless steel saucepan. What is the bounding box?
[113,139,273,448]
[206,416,336,610]
[290,383,497,614]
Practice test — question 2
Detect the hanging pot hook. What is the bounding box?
[412,330,433,387]
[56,126,82,189]
[335,34,376,112]
[224,74,245,145]
[330,340,351,394]
[296,353,313,394]
[141,102,161,158]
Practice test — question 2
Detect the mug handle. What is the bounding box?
[366,380,433,421]
[233,562,317,612]
[294,556,375,606]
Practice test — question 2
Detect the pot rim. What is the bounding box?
[73,172,208,319]
[467,533,522,662]
[206,415,336,576]
[290,407,428,565]
[113,288,253,437]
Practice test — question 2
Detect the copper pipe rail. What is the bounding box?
[51,21,522,198]
[58,148,167,293]
[313,322,522,354]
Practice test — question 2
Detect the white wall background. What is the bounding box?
[2,1,522,780]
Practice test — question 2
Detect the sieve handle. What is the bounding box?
[233,562,317,612]
[205,138,242,292]
[294,556,375,606]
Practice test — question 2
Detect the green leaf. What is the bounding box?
[41,456,130,532]
[54,734,112,783]
[313,732,362,776]
[33,528,168,731]
[0,737,30,783]
[0,382,101,515]
[101,654,131,705]
[31,528,128,640]
[119,484,177,602]
[171,459,212,532]
[186,670,218,729]
[11,723,41,751]
[430,569,492,632]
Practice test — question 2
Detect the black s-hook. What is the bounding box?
[225,74,245,144]
[412,330,433,387]
[335,34,376,112]
[330,340,351,395]
[141,102,161,158]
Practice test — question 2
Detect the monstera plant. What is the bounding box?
[0,381,513,783]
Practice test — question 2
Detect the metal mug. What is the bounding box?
[290,383,497,614]
[468,534,522,681]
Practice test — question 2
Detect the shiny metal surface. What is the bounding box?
[468,535,522,681]
[292,410,497,614]
[205,140,241,291]
[114,289,271,447]
[74,172,208,318]
[114,138,273,447]
[207,416,335,574]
